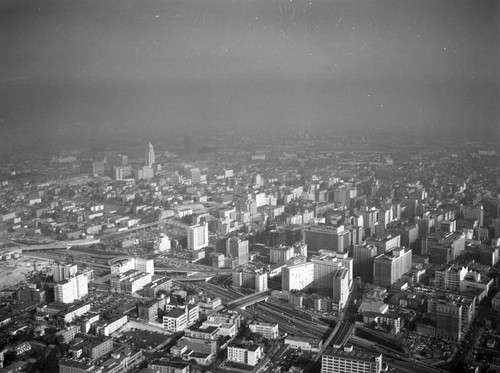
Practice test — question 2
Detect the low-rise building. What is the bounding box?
[227,343,263,367]
[249,322,279,340]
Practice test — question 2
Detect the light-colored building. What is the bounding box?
[187,223,209,251]
[110,270,152,294]
[163,304,199,332]
[373,247,412,288]
[282,262,314,292]
[163,308,188,332]
[312,254,351,291]
[270,245,294,265]
[249,322,279,339]
[321,346,382,373]
[304,225,351,254]
[134,258,154,275]
[434,265,467,292]
[232,266,268,292]
[148,358,189,373]
[52,263,78,282]
[97,315,128,337]
[55,273,89,304]
[285,335,323,352]
[332,268,350,311]
[145,142,155,167]
[227,344,263,367]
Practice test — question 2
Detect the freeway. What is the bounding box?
[255,304,328,339]
[243,305,313,338]
[350,336,448,373]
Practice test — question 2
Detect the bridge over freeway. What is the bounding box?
[16,239,101,252]
[226,289,272,309]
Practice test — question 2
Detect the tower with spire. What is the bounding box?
[145,142,155,167]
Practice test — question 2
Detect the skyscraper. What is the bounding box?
[52,263,78,282]
[373,247,412,287]
[187,223,209,251]
[282,262,314,292]
[145,142,155,167]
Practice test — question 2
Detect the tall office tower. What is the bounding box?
[373,247,412,287]
[269,246,294,265]
[154,234,171,253]
[333,186,350,207]
[463,204,484,226]
[190,168,201,184]
[312,255,345,290]
[366,234,401,255]
[304,226,351,254]
[392,202,402,221]
[463,204,484,239]
[492,218,500,238]
[377,206,392,228]
[332,268,349,310]
[52,263,78,282]
[106,153,128,175]
[226,237,249,266]
[434,265,467,292]
[423,232,466,265]
[112,166,124,181]
[232,266,268,292]
[353,244,378,282]
[54,273,89,304]
[435,299,463,342]
[187,223,209,251]
[80,159,105,176]
[145,142,155,167]
[401,198,419,222]
[135,258,155,275]
[361,208,378,236]
[322,346,382,373]
[282,262,314,292]
[319,251,353,285]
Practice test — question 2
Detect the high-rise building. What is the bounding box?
[332,268,349,311]
[353,244,377,282]
[232,266,268,292]
[269,245,294,265]
[145,142,155,167]
[226,237,249,266]
[282,262,314,292]
[435,299,463,342]
[322,346,382,373]
[190,168,201,184]
[434,265,467,292]
[428,294,475,342]
[52,263,78,282]
[312,255,350,291]
[80,159,104,176]
[373,247,412,287]
[187,223,209,251]
[304,226,351,254]
[423,232,466,265]
[54,273,89,304]
[135,258,154,275]
[112,166,124,181]
[366,234,401,255]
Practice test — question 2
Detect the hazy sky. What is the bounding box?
[0,0,499,142]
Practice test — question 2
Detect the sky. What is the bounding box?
[0,0,499,143]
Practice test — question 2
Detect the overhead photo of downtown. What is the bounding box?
[0,0,499,373]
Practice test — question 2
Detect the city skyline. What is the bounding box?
[0,0,498,145]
